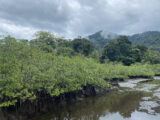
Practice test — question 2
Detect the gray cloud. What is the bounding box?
[0,0,160,39]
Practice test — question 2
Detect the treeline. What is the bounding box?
[29,31,94,57]
[0,31,160,107]
[100,36,160,65]
[30,31,160,65]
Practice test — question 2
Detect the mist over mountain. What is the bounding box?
[88,31,160,50]
[88,31,118,49]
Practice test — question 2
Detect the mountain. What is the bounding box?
[128,31,160,51]
[88,31,118,49]
[88,31,160,51]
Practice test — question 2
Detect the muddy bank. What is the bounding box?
[128,75,153,79]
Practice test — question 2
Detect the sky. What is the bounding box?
[0,0,160,39]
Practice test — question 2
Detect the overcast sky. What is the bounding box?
[0,0,160,39]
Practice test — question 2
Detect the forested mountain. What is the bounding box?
[88,31,118,49]
[88,31,160,51]
[128,31,160,51]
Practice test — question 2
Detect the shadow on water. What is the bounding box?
[0,91,151,120]
[2,77,160,120]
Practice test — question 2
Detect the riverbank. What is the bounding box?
[1,53,160,108]
[1,80,119,112]
[1,76,160,120]
[0,81,118,120]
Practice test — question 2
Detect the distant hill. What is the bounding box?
[88,31,118,49]
[88,31,160,51]
[128,31,160,51]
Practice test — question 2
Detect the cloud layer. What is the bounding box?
[0,0,160,39]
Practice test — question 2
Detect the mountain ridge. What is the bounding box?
[88,31,160,51]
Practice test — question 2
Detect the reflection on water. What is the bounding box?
[30,91,143,120]
[29,91,160,120]
[0,91,151,120]
[1,77,160,120]
[100,111,160,120]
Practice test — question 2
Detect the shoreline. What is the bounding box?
[1,76,160,120]
[2,76,159,111]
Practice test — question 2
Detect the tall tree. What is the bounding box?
[31,31,56,53]
[101,36,134,65]
[72,38,94,56]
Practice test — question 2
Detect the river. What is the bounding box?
[1,77,160,120]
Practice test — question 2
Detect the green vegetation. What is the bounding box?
[101,36,160,65]
[71,38,94,56]
[0,35,106,107]
[88,31,118,49]
[101,36,133,65]
[129,31,160,51]
[0,31,160,107]
[88,31,160,51]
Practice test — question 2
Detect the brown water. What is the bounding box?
[1,77,160,120]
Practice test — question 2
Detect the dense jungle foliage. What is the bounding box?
[0,31,160,107]
[101,36,153,65]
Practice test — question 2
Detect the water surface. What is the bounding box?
[1,77,160,120]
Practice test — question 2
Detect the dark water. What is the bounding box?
[1,77,160,120]
[28,91,160,120]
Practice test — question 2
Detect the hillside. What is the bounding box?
[128,31,160,51]
[88,31,118,49]
[88,31,160,51]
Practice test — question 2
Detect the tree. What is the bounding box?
[101,36,133,65]
[143,50,160,64]
[31,31,56,53]
[34,31,56,47]
[56,38,72,48]
[72,38,94,56]
[56,47,75,57]
[131,45,148,62]
[0,36,19,76]
[102,41,120,62]
[117,36,132,57]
